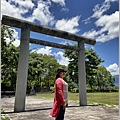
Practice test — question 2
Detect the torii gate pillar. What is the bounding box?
[78,40,87,106]
[14,24,30,112]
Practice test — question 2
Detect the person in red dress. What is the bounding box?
[50,68,68,120]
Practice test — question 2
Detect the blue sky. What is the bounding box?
[1,0,119,77]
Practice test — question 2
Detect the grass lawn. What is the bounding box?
[36,92,119,108]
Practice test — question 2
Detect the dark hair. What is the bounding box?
[55,73,60,80]
[55,68,67,80]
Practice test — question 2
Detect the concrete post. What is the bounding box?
[78,40,87,106]
[14,24,30,112]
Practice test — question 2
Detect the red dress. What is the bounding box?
[50,78,65,118]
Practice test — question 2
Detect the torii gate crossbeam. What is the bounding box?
[2,15,96,112]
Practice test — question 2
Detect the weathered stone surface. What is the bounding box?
[1,96,118,120]
[2,15,96,45]
[30,38,80,51]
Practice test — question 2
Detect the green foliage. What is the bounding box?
[1,25,19,90]
[85,49,104,89]
[1,116,10,120]
[1,109,10,120]
[64,45,115,90]
[28,52,61,91]
[93,66,115,91]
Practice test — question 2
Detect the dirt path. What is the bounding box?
[1,96,119,120]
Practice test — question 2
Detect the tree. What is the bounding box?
[64,46,104,90]
[28,52,44,91]
[85,49,104,89]
[95,66,115,91]
[28,52,61,91]
[1,25,19,90]
[40,54,61,89]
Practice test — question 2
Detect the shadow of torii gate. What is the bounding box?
[2,15,96,112]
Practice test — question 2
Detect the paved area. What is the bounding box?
[1,96,119,120]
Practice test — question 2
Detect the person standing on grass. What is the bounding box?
[50,68,68,120]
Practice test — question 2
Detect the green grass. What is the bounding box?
[1,109,10,120]
[87,92,119,107]
[1,116,10,120]
[36,92,119,108]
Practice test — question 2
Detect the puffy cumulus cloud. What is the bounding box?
[7,0,34,14]
[51,0,66,6]
[32,1,55,25]
[82,29,98,39]
[82,0,118,43]
[83,0,118,24]
[9,0,35,9]
[92,2,110,19]
[1,0,55,25]
[55,16,80,34]
[83,11,119,42]
[1,0,22,19]
[32,46,52,55]
[95,11,119,38]
[55,51,69,66]
[1,0,35,22]
[12,0,34,15]
[106,63,119,76]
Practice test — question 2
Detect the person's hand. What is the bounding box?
[62,102,66,109]
[66,103,68,107]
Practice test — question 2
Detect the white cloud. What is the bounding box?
[5,28,20,47]
[55,16,80,34]
[32,46,52,55]
[83,11,119,42]
[92,2,110,19]
[55,51,69,66]
[105,0,118,2]
[7,0,35,14]
[59,40,73,45]
[31,48,69,66]
[12,40,20,47]
[32,1,55,25]
[61,7,69,12]
[83,0,118,24]
[106,63,119,76]
[51,0,65,6]
[10,0,35,9]
[1,0,35,22]
[32,48,69,66]
[1,0,22,19]
[1,0,55,25]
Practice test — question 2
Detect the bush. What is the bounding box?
[50,86,55,93]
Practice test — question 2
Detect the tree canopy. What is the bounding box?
[64,45,115,90]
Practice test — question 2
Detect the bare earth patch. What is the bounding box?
[1,96,119,120]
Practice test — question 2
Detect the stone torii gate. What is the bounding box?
[2,15,96,112]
